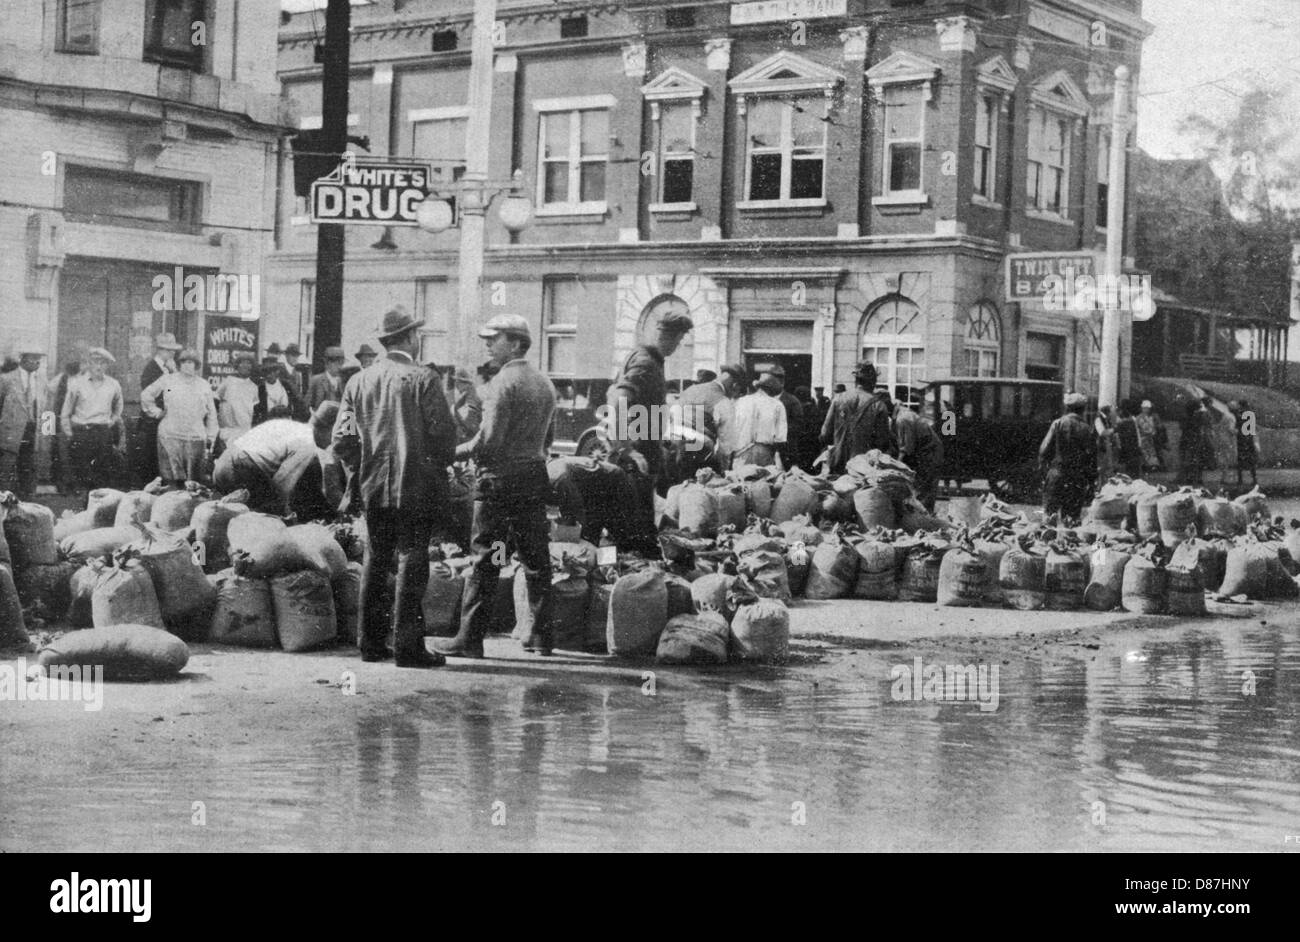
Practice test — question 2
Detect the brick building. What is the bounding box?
[267,0,1148,400]
[0,0,290,408]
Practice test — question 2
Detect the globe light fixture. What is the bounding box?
[415,197,455,233]
[498,191,533,234]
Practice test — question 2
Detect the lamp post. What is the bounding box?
[1097,65,1132,410]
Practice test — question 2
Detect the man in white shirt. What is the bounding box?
[214,352,259,447]
[60,347,124,491]
[730,370,787,468]
[213,402,343,518]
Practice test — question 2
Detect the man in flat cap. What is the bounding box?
[60,347,125,495]
[607,309,693,554]
[333,306,457,668]
[1038,391,1097,522]
[308,346,346,410]
[0,346,49,497]
[819,361,893,475]
[433,313,557,658]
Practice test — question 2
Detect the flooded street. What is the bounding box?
[4,610,1299,852]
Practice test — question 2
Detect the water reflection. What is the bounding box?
[4,622,1299,852]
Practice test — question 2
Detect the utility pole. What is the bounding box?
[454,0,498,371]
[1097,65,1130,409]
[313,0,351,373]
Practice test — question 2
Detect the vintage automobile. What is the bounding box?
[920,377,1065,503]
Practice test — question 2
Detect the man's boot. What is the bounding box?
[430,572,489,659]
[429,629,485,659]
[394,628,445,668]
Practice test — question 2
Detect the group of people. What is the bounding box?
[1039,392,1262,522]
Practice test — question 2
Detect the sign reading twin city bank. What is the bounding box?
[310,158,431,226]
[1006,252,1154,321]
[730,0,847,25]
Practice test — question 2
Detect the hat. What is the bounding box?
[323,346,345,360]
[477,313,531,342]
[17,345,46,357]
[718,363,746,381]
[852,360,877,377]
[154,332,182,351]
[284,343,302,357]
[86,347,116,364]
[755,374,782,393]
[355,344,378,359]
[177,348,201,366]
[757,363,785,379]
[1141,399,1153,409]
[1064,392,1087,407]
[377,306,425,342]
[264,342,283,356]
[657,311,694,334]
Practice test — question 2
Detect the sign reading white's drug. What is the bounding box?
[310,159,431,226]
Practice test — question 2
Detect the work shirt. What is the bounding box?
[60,373,123,434]
[225,419,316,478]
[820,387,894,472]
[458,358,556,472]
[609,344,667,473]
[733,391,788,451]
[893,404,942,469]
[1038,412,1097,473]
[141,372,218,443]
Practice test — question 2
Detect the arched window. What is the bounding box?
[964,302,1001,376]
[860,295,925,393]
[638,294,695,383]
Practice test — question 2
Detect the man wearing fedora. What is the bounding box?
[282,343,310,399]
[333,306,457,668]
[0,346,49,497]
[341,344,378,388]
[133,332,180,485]
[308,346,347,410]
[434,314,557,658]
[819,361,894,475]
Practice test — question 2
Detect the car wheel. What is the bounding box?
[576,432,608,460]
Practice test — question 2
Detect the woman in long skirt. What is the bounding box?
[140,348,218,485]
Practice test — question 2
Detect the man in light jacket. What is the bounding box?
[0,347,48,498]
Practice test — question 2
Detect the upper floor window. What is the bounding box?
[730,51,842,208]
[973,93,999,200]
[1026,71,1088,218]
[144,0,208,72]
[642,67,708,211]
[534,96,614,216]
[64,165,202,232]
[411,106,468,221]
[57,0,100,54]
[866,50,940,205]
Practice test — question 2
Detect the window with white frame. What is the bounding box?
[1096,129,1110,229]
[964,302,1001,377]
[882,85,925,196]
[1027,107,1070,214]
[411,107,467,217]
[973,92,999,200]
[641,67,708,210]
[743,96,827,203]
[860,296,926,392]
[534,96,614,215]
[57,0,100,53]
[542,277,582,376]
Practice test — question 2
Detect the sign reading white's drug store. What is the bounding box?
[309,159,431,226]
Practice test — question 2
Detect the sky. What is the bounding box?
[1136,0,1300,159]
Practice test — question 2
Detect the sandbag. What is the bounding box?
[283,524,348,578]
[91,559,163,629]
[677,482,719,536]
[1083,546,1130,611]
[190,500,250,571]
[999,546,1046,610]
[656,612,730,665]
[713,485,748,532]
[231,521,346,580]
[150,488,205,532]
[1218,542,1271,599]
[332,561,362,645]
[899,501,947,534]
[226,512,288,557]
[14,561,76,620]
[775,515,822,547]
[67,563,100,628]
[770,474,818,524]
[1044,546,1086,611]
[423,561,466,637]
[692,571,739,621]
[1260,543,1298,599]
[729,598,790,662]
[606,569,668,657]
[3,499,57,567]
[1171,538,1227,597]
[209,570,278,647]
[1165,546,1206,616]
[785,541,810,597]
[853,487,896,531]
[87,488,126,527]
[732,531,785,556]
[54,508,99,543]
[549,576,594,651]
[663,573,694,619]
[937,545,986,607]
[131,535,216,637]
[899,544,950,603]
[852,539,898,601]
[663,482,685,527]
[1233,486,1269,522]
[113,491,157,528]
[0,565,27,647]
[737,549,791,603]
[1156,491,1198,548]
[804,538,859,600]
[493,562,518,636]
[1121,554,1167,614]
[37,624,188,680]
[742,480,773,519]
[584,582,612,653]
[269,569,337,652]
[1134,490,1163,540]
[326,518,366,563]
[973,538,1010,606]
[59,524,148,562]
[1197,497,1247,539]
[831,474,858,497]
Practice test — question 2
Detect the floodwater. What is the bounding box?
[5,616,1299,852]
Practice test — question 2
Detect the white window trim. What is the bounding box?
[741,97,829,205]
[533,97,613,217]
[299,114,360,130]
[878,84,928,201]
[649,98,699,210]
[972,90,1002,203]
[408,105,470,123]
[1027,105,1075,218]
